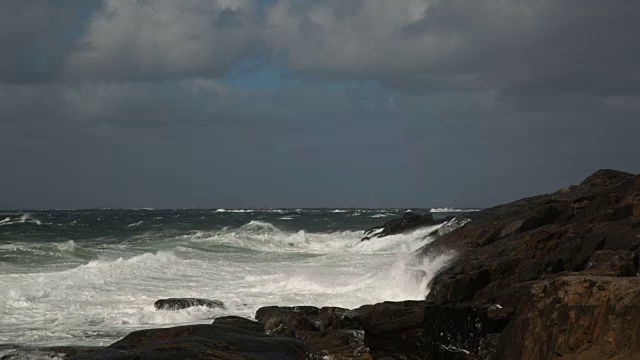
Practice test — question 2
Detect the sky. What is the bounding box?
[1,0,639,209]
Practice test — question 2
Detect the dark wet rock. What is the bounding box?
[423,304,511,359]
[1,346,101,360]
[213,316,265,333]
[154,298,225,310]
[255,301,428,360]
[419,169,640,359]
[68,324,311,360]
[255,306,320,337]
[351,301,428,359]
[362,211,449,240]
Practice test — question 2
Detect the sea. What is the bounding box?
[0,208,478,355]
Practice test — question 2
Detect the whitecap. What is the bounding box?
[430,207,481,213]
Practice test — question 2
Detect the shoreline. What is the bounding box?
[3,169,640,359]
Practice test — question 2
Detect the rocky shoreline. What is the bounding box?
[4,169,639,359]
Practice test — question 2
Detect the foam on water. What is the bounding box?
[430,207,480,213]
[0,214,459,350]
[0,214,42,227]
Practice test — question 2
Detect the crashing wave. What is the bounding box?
[0,214,42,226]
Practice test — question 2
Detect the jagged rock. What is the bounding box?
[154,298,225,310]
[362,211,441,240]
[497,276,640,359]
[255,306,320,336]
[254,301,428,360]
[423,304,511,358]
[420,169,640,359]
[67,324,311,360]
[351,301,428,359]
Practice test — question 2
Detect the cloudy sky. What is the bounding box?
[1,0,639,209]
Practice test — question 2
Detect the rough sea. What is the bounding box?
[0,208,477,354]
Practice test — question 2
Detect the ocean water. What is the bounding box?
[0,208,473,352]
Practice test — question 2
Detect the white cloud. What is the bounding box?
[66,0,260,80]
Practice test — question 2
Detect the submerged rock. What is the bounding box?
[154,298,225,310]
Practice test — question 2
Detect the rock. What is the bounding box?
[423,304,511,358]
[255,306,320,337]
[154,298,225,310]
[419,169,640,359]
[362,211,442,240]
[1,346,101,360]
[254,301,428,360]
[351,301,428,359]
[67,324,311,360]
[254,306,370,358]
[497,276,640,359]
[213,316,265,333]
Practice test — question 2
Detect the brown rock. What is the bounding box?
[497,276,640,359]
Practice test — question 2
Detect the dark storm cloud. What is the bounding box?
[266,0,640,96]
[0,0,639,209]
[0,1,99,83]
[64,0,262,81]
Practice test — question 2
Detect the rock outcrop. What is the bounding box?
[254,301,429,359]
[420,169,640,359]
[154,298,225,310]
[68,324,311,360]
[362,211,453,241]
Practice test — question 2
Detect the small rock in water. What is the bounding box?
[154,298,225,310]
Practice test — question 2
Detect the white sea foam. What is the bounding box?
[127,221,144,228]
[0,214,42,226]
[21,213,42,225]
[370,213,391,218]
[56,240,77,252]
